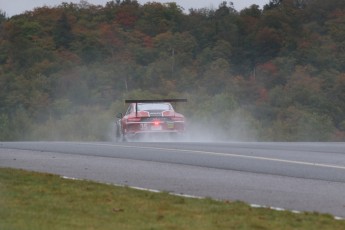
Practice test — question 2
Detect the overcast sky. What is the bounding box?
[1,0,269,17]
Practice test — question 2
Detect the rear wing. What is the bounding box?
[125,99,187,103]
[125,99,187,117]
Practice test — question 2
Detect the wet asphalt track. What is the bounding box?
[1,141,345,218]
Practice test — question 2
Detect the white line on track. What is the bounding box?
[60,175,344,220]
[77,142,345,170]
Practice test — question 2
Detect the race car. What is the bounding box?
[115,99,187,141]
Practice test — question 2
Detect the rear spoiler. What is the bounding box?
[125,99,187,117]
[125,99,187,103]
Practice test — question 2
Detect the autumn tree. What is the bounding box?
[115,0,140,30]
[1,0,345,141]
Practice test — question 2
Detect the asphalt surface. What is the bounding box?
[1,141,345,218]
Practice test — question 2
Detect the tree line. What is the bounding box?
[0,0,345,141]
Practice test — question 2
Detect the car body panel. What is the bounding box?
[115,100,186,141]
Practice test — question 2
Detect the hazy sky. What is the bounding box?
[1,0,269,17]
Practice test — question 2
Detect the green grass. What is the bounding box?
[0,168,344,230]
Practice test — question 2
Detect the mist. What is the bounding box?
[20,85,332,143]
[183,112,259,143]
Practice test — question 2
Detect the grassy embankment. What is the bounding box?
[0,168,344,230]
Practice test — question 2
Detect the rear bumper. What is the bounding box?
[124,121,185,134]
[124,130,185,140]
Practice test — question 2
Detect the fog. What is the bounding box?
[181,116,258,142]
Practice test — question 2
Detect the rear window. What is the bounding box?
[137,103,172,111]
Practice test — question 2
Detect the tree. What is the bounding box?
[264,0,283,10]
[98,22,124,60]
[53,13,73,48]
[115,0,140,30]
[270,106,334,141]
[0,114,11,140]
[154,31,196,66]
[255,26,283,61]
[136,2,183,36]
[0,10,6,22]
[326,74,345,127]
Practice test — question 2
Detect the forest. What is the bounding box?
[0,0,345,141]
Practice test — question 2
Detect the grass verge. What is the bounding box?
[0,168,344,230]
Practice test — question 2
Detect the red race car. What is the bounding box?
[115,99,187,141]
